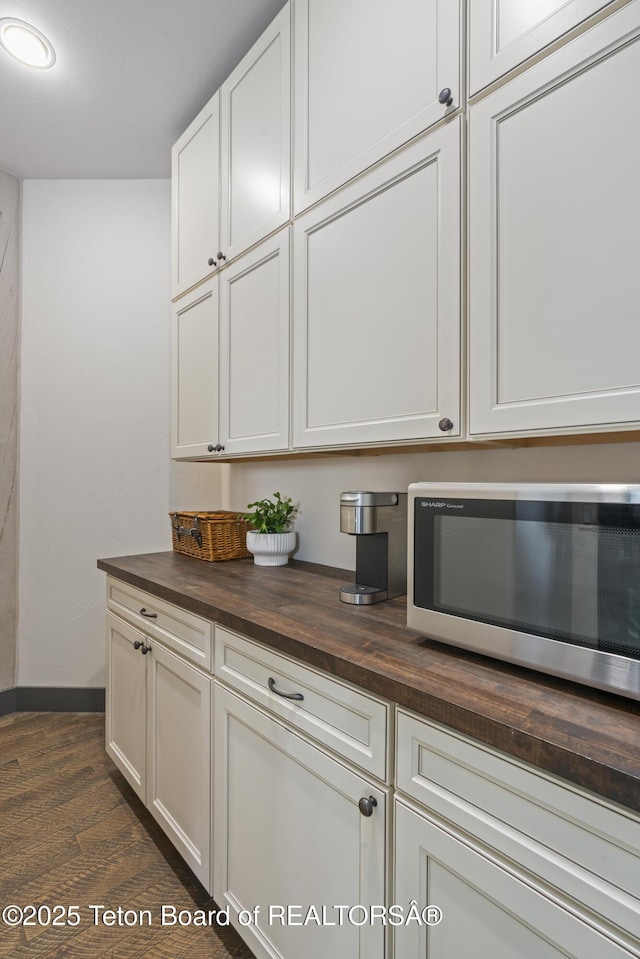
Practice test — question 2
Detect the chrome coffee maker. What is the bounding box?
[339,491,407,604]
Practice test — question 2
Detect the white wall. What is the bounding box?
[226,441,640,570]
[0,169,20,692]
[19,180,222,688]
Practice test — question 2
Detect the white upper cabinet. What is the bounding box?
[171,93,220,299]
[219,4,291,263]
[469,4,640,438]
[172,230,290,460]
[219,228,290,454]
[171,278,219,458]
[293,118,461,449]
[293,0,461,213]
[469,0,619,95]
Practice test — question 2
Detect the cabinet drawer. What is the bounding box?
[396,709,640,949]
[215,626,390,782]
[107,577,212,671]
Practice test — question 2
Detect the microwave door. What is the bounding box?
[513,518,598,648]
[596,525,640,655]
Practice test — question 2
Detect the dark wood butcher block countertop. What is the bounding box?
[97,551,640,815]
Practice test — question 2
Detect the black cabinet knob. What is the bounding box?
[133,640,142,650]
[358,796,378,817]
[216,251,227,262]
[208,257,217,267]
[207,443,215,452]
[439,417,454,432]
[141,643,151,655]
[438,87,453,107]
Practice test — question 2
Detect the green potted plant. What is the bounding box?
[243,492,298,566]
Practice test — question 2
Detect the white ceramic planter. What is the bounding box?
[246,530,296,567]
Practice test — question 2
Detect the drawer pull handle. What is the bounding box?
[140,608,158,618]
[358,796,378,817]
[268,677,304,701]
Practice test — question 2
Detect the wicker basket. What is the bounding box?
[170,511,252,562]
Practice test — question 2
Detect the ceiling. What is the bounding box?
[0,0,287,179]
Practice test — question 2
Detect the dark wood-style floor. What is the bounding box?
[0,712,256,959]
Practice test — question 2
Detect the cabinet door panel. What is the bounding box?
[105,613,146,802]
[294,0,461,212]
[214,685,387,959]
[219,230,290,454]
[469,0,618,94]
[469,6,640,436]
[220,4,290,261]
[394,800,635,959]
[147,642,211,891]
[171,278,219,458]
[171,92,220,298]
[294,121,461,448]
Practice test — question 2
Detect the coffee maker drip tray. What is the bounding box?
[339,584,388,605]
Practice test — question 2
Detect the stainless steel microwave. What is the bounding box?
[408,483,640,701]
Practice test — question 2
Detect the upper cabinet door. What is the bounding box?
[469,4,640,438]
[171,278,219,459]
[293,119,461,450]
[171,92,220,299]
[219,4,291,263]
[293,0,461,214]
[219,229,290,455]
[469,0,619,96]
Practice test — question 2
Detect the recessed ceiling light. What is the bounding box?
[0,18,56,69]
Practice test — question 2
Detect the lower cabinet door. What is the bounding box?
[105,612,146,802]
[214,684,388,959]
[394,799,635,959]
[146,641,212,891]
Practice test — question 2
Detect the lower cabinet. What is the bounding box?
[394,799,634,959]
[213,683,388,959]
[106,611,212,891]
[104,578,640,959]
[394,708,640,959]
